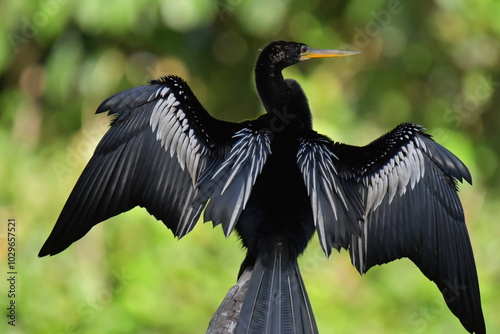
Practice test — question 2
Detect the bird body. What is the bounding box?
[40,41,485,333]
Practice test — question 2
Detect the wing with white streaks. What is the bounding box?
[296,133,362,256]
[39,76,237,256]
[197,128,272,236]
[331,123,484,334]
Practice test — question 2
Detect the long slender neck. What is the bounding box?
[255,60,286,112]
[255,59,312,131]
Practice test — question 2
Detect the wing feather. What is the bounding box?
[198,128,272,236]
[330,123,484,334]
[295,123,483,333]
[39,76,239,256]
[296,134,362,255]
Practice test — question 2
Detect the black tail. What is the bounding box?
[235,254,318,334]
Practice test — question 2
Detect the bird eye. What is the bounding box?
[300,45,309,54]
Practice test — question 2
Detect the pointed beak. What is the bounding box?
[300,48,360,61]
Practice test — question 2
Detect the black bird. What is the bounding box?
[40,41,485,333]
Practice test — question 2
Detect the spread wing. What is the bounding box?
[39,75,270,256]
[296,134,362,255]
[196,127,272,237]
[297,123,484,334]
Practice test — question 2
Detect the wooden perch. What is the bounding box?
[206,268,252,334]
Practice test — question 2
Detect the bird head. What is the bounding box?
[259,41,359,71]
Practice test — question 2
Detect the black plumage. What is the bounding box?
[39,41,485,334]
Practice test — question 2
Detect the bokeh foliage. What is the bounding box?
[1,0,499,333]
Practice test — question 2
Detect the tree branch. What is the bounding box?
[206,268,252,333]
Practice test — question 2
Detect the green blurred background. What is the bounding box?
[1,0,499,333]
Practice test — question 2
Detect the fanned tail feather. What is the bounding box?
[235,254,318,334]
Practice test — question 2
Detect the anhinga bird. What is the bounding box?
[40,41,485,333]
